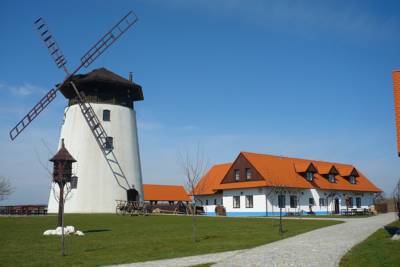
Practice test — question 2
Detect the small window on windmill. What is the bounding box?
[70,176,78,189]
[105,137,114,150]
[103,110,111,121]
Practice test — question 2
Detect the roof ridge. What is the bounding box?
[241,151,354,167]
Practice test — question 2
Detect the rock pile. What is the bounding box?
[43,226,84,236]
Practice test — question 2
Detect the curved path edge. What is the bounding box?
[108,213,397,267]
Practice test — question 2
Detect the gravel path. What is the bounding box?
[110,213,397,267]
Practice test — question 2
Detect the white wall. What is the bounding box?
[48,103,143,213]
[196,187,376,216]
[223,188,266,215]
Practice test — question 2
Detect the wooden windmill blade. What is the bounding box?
[9,18,70,141]
[34,17,69,75]
[80,11,138,68]
[9,87,58,140]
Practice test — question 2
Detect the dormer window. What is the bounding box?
[234,169,240,181]
[306,171,314,181]
[328,173,335,183]
[349,175,356,184]
[245,168,251,180]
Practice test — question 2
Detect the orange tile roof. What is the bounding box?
[194,152,382,195]
[294,162,313,173]
[143,184,191,202]
[317,162,335,175]
[193,163,231,195]
[393,70,400,157]
[215,180,268,190]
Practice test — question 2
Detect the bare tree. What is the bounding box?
[264,169,288,235]
[0,176,13,201]
[393,178,400,220]
[179,144,208,243]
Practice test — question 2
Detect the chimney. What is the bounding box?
[392,70,400,157]
[129,72,133,83]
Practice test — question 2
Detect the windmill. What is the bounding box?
[9,11,144,213]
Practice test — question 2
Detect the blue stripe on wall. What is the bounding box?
[204,211,330,217]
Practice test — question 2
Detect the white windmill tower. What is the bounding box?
[9,11,143,213]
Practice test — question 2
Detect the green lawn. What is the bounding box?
[340,220,400,267]
[0,214,340,267]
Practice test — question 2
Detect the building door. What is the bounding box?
[334,198,340,214]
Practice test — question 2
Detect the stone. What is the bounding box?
[43,225,84,236]
[75,230,85,236]
[391,234,400,241]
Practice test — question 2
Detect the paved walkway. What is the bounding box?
[111,213,397,267]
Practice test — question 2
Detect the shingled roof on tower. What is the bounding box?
[59,67,144,101]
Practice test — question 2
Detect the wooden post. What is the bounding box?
[58,182,64,227]
[58,181,65,256]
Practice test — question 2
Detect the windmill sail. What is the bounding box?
[9,88,57,140]
[80,11,138,68]
[34,18,68,74]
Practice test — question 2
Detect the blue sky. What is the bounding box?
[1,0,400,204]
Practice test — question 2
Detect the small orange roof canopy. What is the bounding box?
[143,184,190,202]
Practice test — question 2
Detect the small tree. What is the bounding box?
[179,145,208,243]
[264,169,288,235]
[0,176,13,201]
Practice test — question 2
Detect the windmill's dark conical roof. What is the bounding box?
[58,68,144,101]
[49,140,77,162]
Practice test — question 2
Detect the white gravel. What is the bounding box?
[109,213,397,267]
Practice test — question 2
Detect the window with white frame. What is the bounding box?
[205,199,208,205]
[233,196,240,208]
[309,197,315,206]
[319,198,326,206]
[328,173,335,183]
[278,195,286,208]
[214,199,217,205]
[245,195,253,208]
[349,175,356,184]
[306,171,314,181]
[245,168,251,180]
[234,169,240,181]
[290,195,297,208]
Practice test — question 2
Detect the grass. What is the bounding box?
[0,214,340,267]
[340,220,400,267]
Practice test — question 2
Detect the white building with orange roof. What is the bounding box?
[194,152,381,216]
